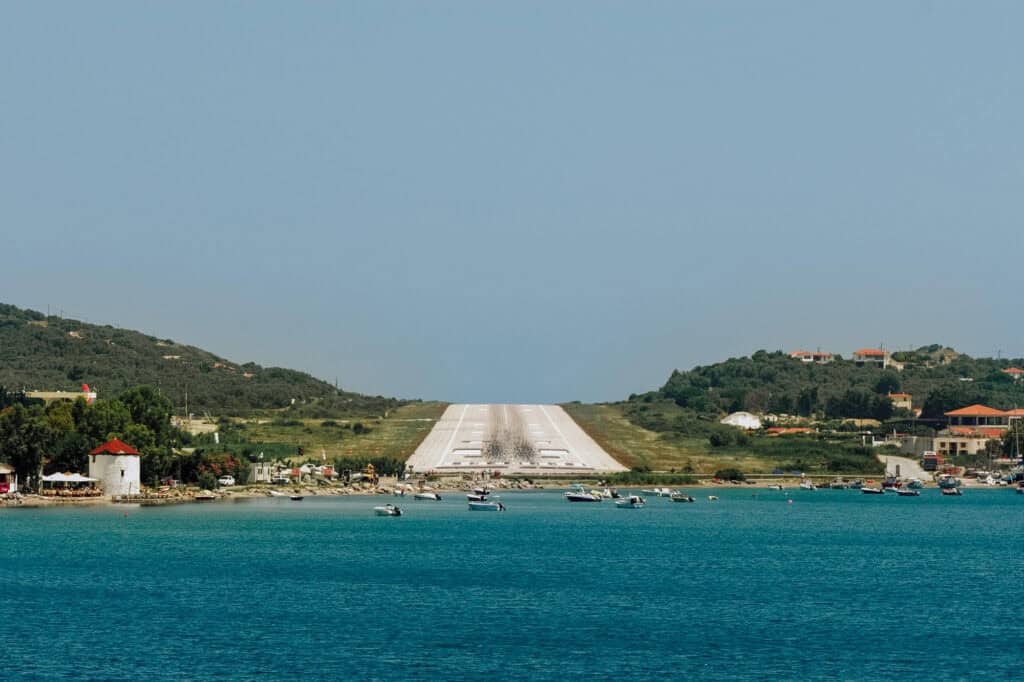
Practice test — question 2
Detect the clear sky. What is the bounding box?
[3,2,1022,403]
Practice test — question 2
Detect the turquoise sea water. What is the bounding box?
[2,488,1022,680]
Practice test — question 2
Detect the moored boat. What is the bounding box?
[941,487,962,496]
[289,495,304,501]
[414,492,441,501]
[861,487,885,495]
[615,495,645,509]
[468,500,505,511]
[906,478,925,489]
[565,484,601,502]
[374,504,403,516]
[799,480,817,491]
[670,492,696,503]
[466,493,488,502]
[896,489,920,497]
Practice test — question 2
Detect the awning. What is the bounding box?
[42,472,98,483]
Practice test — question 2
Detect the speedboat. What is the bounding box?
[413,492,441,501]
[938,475,962,490]
[766,484,784,491]
[896,489,920,497]
[468,500,505,511]
[906,479,924,489]
[615,495,645,509]
[472,487,491,496]
[289,495,304,501]
[670,492,696,503]
[374,504,403,516]
[466,493,488,502]
[707,495,719,501]
[861,487,885,495]
[565,484,601,502]
[941,487,962,496]
[799,480,816,491]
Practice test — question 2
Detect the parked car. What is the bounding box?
[217,475,236,487]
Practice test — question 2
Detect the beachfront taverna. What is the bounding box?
[88,438,141,497]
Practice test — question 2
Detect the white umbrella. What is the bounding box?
[42,472,70,482]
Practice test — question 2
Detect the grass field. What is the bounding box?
[562,403,875,475]
[217,402,448,463]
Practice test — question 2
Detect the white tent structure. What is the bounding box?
[41,472,99,496]
[720,412,763,430]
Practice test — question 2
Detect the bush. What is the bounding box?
[714,468,746,481]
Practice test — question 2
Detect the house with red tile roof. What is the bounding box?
[1001,367,1024,381]
[852,348,902,370]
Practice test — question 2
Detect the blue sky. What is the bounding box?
[3,2,1022,403]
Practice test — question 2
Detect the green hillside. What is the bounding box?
[0,303,404,416]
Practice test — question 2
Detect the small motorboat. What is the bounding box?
[472,487,492,496]
[941,487,963,496]
[468,500,505,511]
[374,504,403,516]
[466,493,488,502]
[194,490,217,501]
[707,495,719,501]
[799,480,816,491]
[289,495,304,501]
[615,495,645,509]
[414,492,441,501]
[906,479,925,490]
[766,484,784,491]
[896,489,920,497]
[268,490,287,497]
[861,487,885,495]
[565,484,601,502]
[670,492,696,503]
[609,488,622,499]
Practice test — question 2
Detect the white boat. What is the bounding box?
[707,495,719,501]
[468,500,505,511]
[799,480,817,490]
[670,492,695,503]
[616,495,645,508]
[640,487,672,496]
[374,504,403,516]
[472,487,492,496]
[414,492,442,501]
[861,487,885,495]
[268,490,287,497]
[466,493,488,502]
[766,484,784,491]
[565,484,600,502]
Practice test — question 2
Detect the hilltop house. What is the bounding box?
[788,351,834,364]
[1001,367,1024,382]
[852,348,903,370]
[88,438,141,497]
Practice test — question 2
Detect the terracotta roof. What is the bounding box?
[888,393,912,399]
[1002,367,1024,374]
[947,426,1004,437]
[854,349,886,356]
[944,404,1007,417]
[89,438,140,456]
[1005,409,1024,416]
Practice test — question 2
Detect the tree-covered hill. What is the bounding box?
[0,303,405,416]
[632,347,1024,423]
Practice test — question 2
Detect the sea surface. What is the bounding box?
[2,488,1022,680]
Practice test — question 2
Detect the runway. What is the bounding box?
[406,404,627,474]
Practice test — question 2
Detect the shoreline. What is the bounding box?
[3,475,1007,509]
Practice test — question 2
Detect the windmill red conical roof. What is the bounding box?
[89,438,140,456]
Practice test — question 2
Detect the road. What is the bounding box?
[877,453,931,481]
[406,404,626,474]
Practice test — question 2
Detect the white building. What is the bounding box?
[88,438,142,497]
[0,463,18,494]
